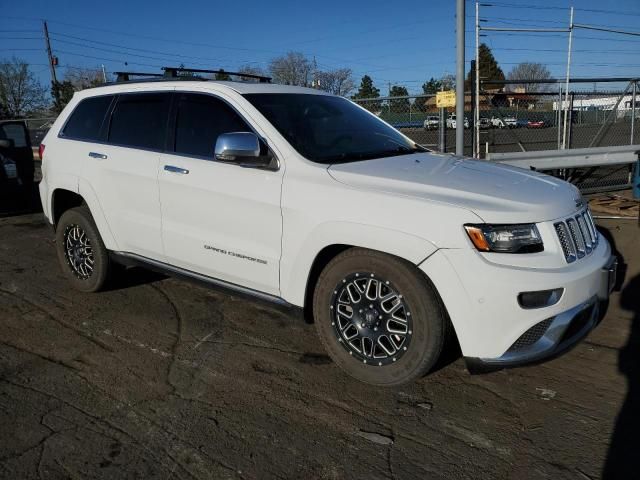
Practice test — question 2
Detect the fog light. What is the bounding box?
[518,288,564,309]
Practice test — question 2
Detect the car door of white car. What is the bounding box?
[158,92,283,296]
[78,91,170,260]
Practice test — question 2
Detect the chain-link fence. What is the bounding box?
[353,80,639,193]
[354,94,476,156]
[353,84,639,157]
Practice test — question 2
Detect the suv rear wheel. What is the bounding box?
[55,206,110,292]
[313,248,448,386]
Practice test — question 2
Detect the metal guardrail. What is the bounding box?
[487,145,640,169]
[488,145,640,194]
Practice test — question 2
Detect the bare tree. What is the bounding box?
[268,52,312,87]
[314,68,355,96]
[507,63,553,92]
[0,57,48,118]
[64,67,105,90]
[441,73,456,90]
[237,64,267,82]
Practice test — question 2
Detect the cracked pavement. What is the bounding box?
[0,212,638,479]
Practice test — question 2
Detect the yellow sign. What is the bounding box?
[436,90,456,108]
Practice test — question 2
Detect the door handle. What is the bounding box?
[88,152,107,159]
[164,165,189,175]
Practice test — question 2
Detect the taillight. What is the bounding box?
[39,143,45,161]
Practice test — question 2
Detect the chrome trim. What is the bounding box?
[164,165,189,174]
[111,251,291,307]
[555,207,599,263]
[475,295,599,367]
[215,132,261,161]
[88,152,107,159]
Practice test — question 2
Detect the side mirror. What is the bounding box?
[0,139,14,149]
[214,132,272,168]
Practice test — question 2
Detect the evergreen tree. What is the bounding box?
[352,75,381,111]
[352,75,380,100]
[466,43,505,90]
[422,77,442,95]
[215,69,231,81]
[51,81,75,113]
[389,85,409,113]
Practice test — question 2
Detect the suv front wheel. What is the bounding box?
[313,248,448,386]
[55,206,111,292]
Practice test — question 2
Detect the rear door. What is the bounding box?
[158,91,283,296]
[0,121,34,185]
[79,91,171,260]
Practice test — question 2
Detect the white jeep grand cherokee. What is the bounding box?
[39,80,616,386]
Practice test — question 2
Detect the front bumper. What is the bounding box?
[419,236,615,364]
[465,294,600,373]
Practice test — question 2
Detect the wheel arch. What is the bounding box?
[281,221,439,310]
[52,188,84,227]
[52,180,118,250]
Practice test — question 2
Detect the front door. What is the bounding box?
[158,92,283,296]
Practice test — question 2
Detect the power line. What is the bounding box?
[49,32,228,63]
[574,24,640,38]
[0,36,42,40]
[50,37,223,66]
[53,49,165,69]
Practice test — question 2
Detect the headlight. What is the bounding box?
[464,224,543,253]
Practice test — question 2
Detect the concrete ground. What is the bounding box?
[0,206,638,479]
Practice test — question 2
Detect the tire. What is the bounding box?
[55,206,110,292]
[312,248,448,386]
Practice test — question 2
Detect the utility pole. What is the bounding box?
[475,2,481,158]
[455,0,465,156]
[631,81,636,145]
[101,64,107,83]
[562,7,574,150]
[470,60,476,155]
[43,21,57,86]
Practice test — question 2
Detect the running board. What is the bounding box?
[110,251,293,308]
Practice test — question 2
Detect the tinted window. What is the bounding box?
[62,95,113,140]
[0,123,28,147]
[108,93,171,150]
[244,94,422,164]
[174,93,250,157]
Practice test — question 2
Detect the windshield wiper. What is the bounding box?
[323,146,423,164]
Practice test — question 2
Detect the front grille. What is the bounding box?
[508,318,553,352]
[554,208,599,263]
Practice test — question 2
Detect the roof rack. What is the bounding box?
[162,66,272,83]
[113,71,165,82]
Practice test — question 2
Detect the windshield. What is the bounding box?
[244,93,424,164]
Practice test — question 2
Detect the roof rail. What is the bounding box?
[162,66,272,83]
[113,71,166,82]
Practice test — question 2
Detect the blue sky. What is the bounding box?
[1,0,639,95]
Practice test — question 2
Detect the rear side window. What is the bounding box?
[174,93,251,158]
[108,93,171,150]
[62,95,113,140]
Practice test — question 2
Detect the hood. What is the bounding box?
[327,152,581,223]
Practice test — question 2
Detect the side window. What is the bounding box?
[0,123,28,147]
[62,95,113,141]
[174,93,251,158]
[108,93,171,150]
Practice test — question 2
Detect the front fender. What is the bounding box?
[280,221,438,306]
